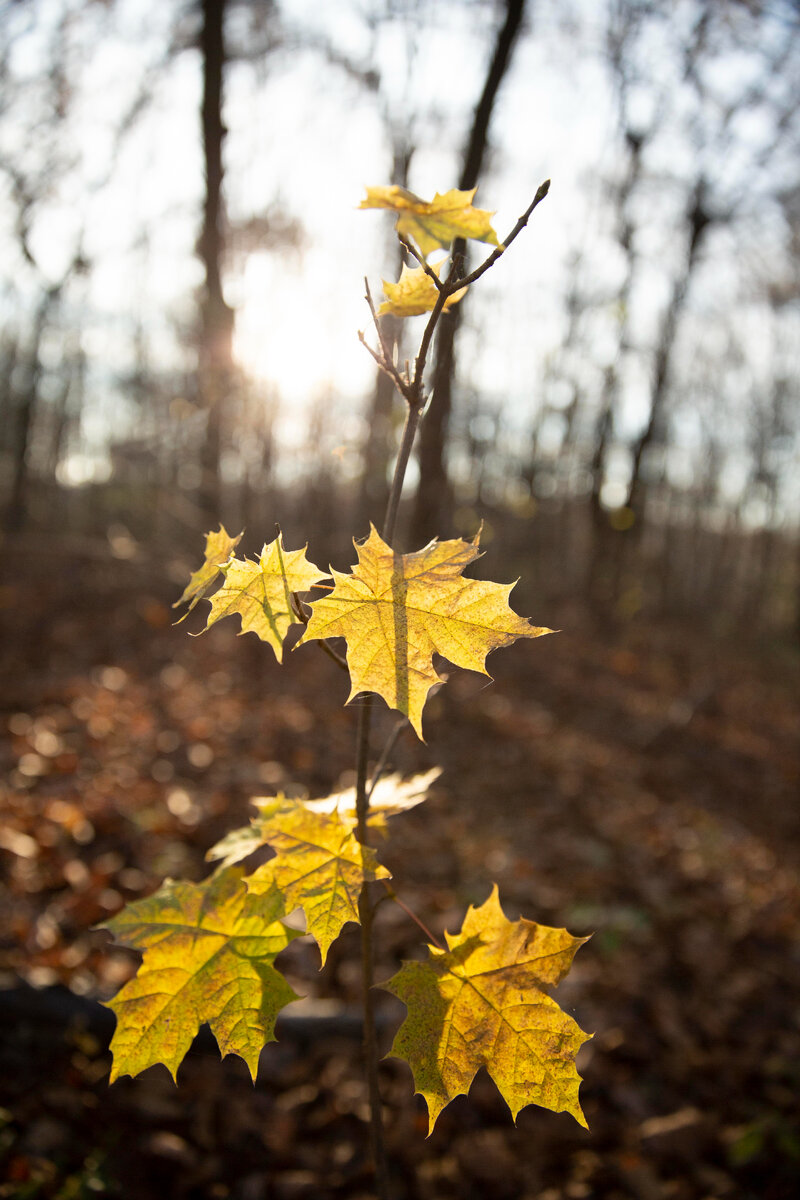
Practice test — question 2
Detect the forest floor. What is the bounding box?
[1,535,799,1200]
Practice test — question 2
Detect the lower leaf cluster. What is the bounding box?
[101,789,591,1130]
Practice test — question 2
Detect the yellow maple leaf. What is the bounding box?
[100,868,301,1082]
[199,534,328,661]
[360,185,500,257]
[378,261,467,318]
[244,804,391,964]
[383,886,592,1133]
[296,526,551,740]
[173,525,243,618]
[207,770,442,872]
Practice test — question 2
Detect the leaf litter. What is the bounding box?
[1,542,798,1198]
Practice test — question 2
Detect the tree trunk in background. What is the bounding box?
[358,138,414,533]
[409,0,526,550]
[198,0,234,526]
[625,178,711,525]
[4,287,57,534]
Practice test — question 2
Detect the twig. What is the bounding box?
[411,256,460,400]
[367,717,408,801]
[353,695,390,1197]
[364,277,396,365]
[397,234,444,290]
[382,881,445,951]
[382,404,422,546]
[351,180,550,1197]
[364,278,410,392]
[290,593,348,671]
[458,179,550,289]
[357,329,407,394]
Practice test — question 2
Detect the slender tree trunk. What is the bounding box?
[625,179,711,524]
[409,0,527,549]
[359,139,414,531]
[4,288,56,534]
[198,0,234,526]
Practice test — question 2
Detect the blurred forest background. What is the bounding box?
[1,2,799,1199]
[1,0,798,631]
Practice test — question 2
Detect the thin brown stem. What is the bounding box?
[351,181,550,1195]
[353,281,432,1194]
[354,696,390,1197]
[397,234,444,289]
[290,593,348,671]
[412,257,459,397]
[367,718,407,801]
[382,880,445,950]
[382,404,422,548]
[364,278,396,366]
[357,329,405,390]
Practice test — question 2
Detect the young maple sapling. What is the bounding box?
[98,180,592,1197]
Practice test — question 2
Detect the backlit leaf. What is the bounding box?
[378,262,467,318]
[360,185,500,257]
[199,534,328,661]
[383,886,591,1133]
[208,770,438,875]
[297,526,551,739]
[210,798,391,964]
[100,868,301,1082]
[305,767,441,823]
[173,525,243,618]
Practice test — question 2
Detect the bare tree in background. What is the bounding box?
[410,0,527,548]
[196,0,234,526]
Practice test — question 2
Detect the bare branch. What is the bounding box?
[358,328,407,392]
[366,717,408,800]
[397,235,444,290]
[457,179,551,290]
[382,881,444,950]
[412,256,460,398]
[291,592,348,671]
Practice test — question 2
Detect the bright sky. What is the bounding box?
[1,0,798,518]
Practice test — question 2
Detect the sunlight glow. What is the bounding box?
[232,251,371,407]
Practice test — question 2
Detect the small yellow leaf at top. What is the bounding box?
[173,525,243,619]
[378,262,467,318]
[360,185,500,257]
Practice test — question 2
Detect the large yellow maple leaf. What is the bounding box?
[378,262,467,318]
[360,185,500,257]
[383,886,592,1133]
[101,868,301,1082]
[199,534,328,661]
[297,526,551,739]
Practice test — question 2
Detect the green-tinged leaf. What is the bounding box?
[208,771,439,871]
[199,534,328,661]
[383,886,592,1133]
[173,525,243,618]
[378,262,467,318]
[360,185,500,257]
[213,798,390,964]
[206,794,297,870]
[297,525,551,740]
[100,868,301,1083]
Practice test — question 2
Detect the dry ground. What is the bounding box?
[1,538,798,1199]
